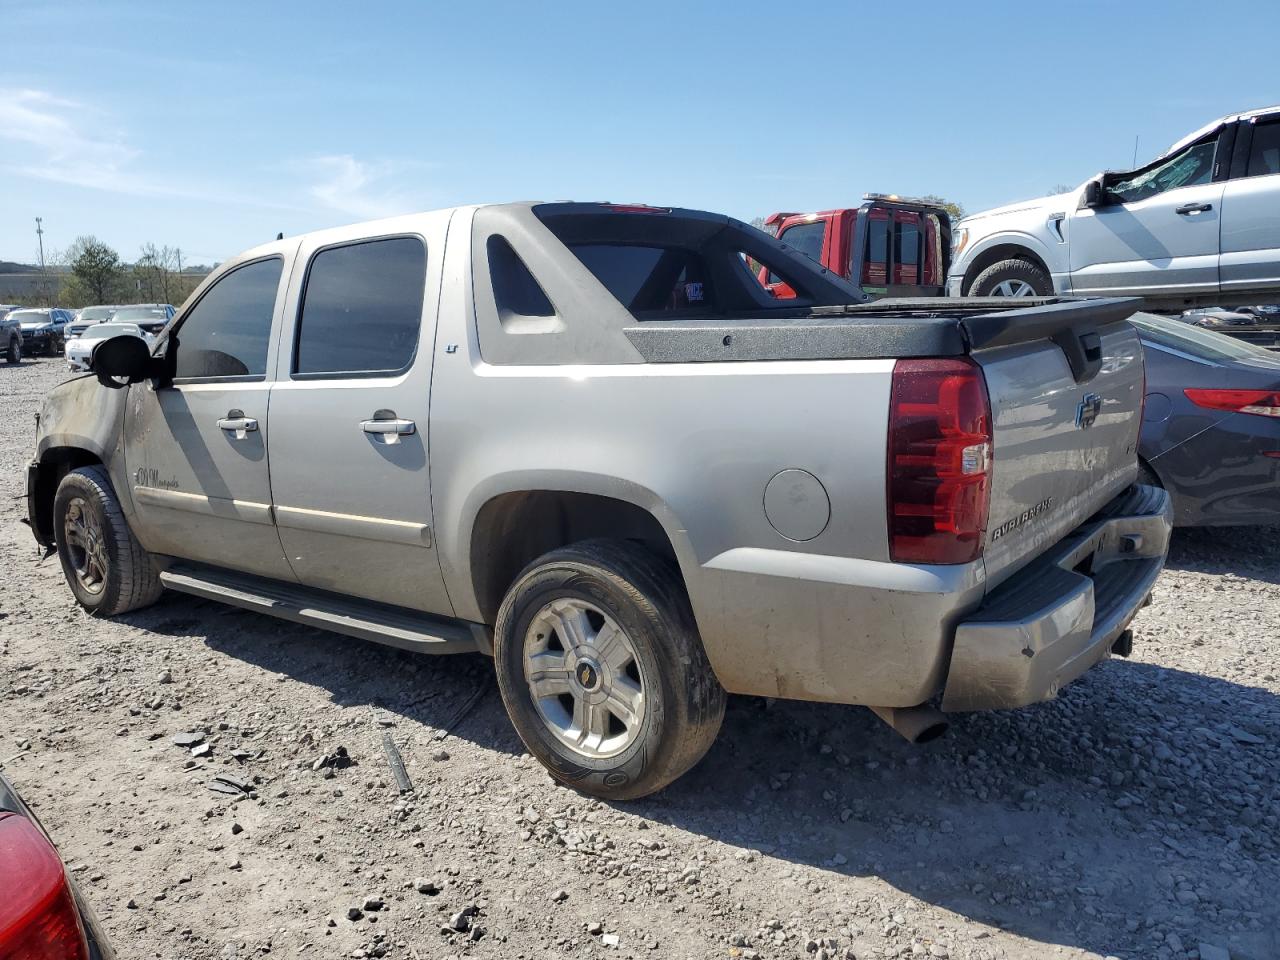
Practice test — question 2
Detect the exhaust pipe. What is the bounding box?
[869,704,949,744]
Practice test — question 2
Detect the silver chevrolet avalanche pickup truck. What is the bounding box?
[25,202,1172,798]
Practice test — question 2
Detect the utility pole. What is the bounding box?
[35,217,46,272]
[35,217,48,305]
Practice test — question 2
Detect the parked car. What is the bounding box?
[1240,304,1280,319]
[1132,312,1280,525]
[1,305,20,363]
[757,195,951,300]
[949,105,1280,310]
[1180,307,1260,328]
[64,305,119,340]
[109,303,174,336]
[26,202,1170,799]
[0,771,115,959]
[10,307,73,356]
[65,321,156,372]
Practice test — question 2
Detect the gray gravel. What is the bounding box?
[1,355,1277,960]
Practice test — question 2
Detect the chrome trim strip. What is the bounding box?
[133,486,274,525]
[274,504,432,547]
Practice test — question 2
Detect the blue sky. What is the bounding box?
[2,0,1276,265]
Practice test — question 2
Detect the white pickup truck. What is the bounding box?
[950,106,1280,310]
[27,202,1171,798]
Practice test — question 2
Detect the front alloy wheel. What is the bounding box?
[990,279,1036,297]
[62,496,109,596]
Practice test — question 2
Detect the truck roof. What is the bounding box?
[1163,104,1280,157]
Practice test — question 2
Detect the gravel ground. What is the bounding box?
[1,355,1277,960]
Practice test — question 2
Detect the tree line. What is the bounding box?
[8,236,212,309]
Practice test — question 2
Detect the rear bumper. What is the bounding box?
[942,483,1171,711]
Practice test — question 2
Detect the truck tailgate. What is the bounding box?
[972,316,1144,586]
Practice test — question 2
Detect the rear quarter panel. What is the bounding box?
[430,221,923,701]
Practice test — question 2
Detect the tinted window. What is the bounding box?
[295,237,426,378]
[568,244,711,314]
[1108,139,1216,203]
[1247,119,1280,177]
[488,235,554,319]
[778,222,825,264]
[174,258,281,380]
[895,221,920,268]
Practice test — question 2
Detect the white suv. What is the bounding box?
[949,106,1280,310]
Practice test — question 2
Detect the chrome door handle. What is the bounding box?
[1175,202,1212,215]
[216,411,258,440]
[361,417,416,444]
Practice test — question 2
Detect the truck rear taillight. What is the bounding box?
[0,814,90,960]
[887,358,992,565]
[1184,388,1280,418]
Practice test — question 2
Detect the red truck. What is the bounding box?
[757,194,952,301]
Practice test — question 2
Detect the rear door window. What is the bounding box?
[173,257,282,381]
[1246,118,1280,177]
[293,237,427,379]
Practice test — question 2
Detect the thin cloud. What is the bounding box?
[0,87,295,210]
[303,154,428,219]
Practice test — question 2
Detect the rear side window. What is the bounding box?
[294,237,426,378]
[1247,119,1280,177]
[568,244,712,314]
[174,257,282,380]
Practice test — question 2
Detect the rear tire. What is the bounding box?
[5,335,19,364]
[493,539,726,800]
[53,466,163,615]
[970,257,1053,298]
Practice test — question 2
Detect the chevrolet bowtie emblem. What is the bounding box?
[1076,393,1102,429]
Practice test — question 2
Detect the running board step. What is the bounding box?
[159,563,488,655]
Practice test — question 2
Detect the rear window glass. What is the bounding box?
[896,221,920,268]
[568,244,711,314]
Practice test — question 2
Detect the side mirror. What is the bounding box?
[1082,179,1105,209]
[93,334,153,389]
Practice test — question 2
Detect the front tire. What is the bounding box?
[970,257,1053,298]
[5,335,20,364]
[493,540,726,800]
[53,466,163,615]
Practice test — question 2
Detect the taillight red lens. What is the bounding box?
[0,814,90,960]
[1184,388,1280,418]
[887,358,992,564]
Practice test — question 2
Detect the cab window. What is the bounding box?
[293,236,427,379]
[173,257,282,381]
[1107,137,1217,204]
[767,221,824,284]
[1246,118,1280,177]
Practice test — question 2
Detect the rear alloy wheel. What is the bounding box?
[970,257,1053,298]
[494,539,726,800]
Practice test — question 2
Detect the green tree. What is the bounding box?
[920,195,966,222]
[66,236,123,303]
